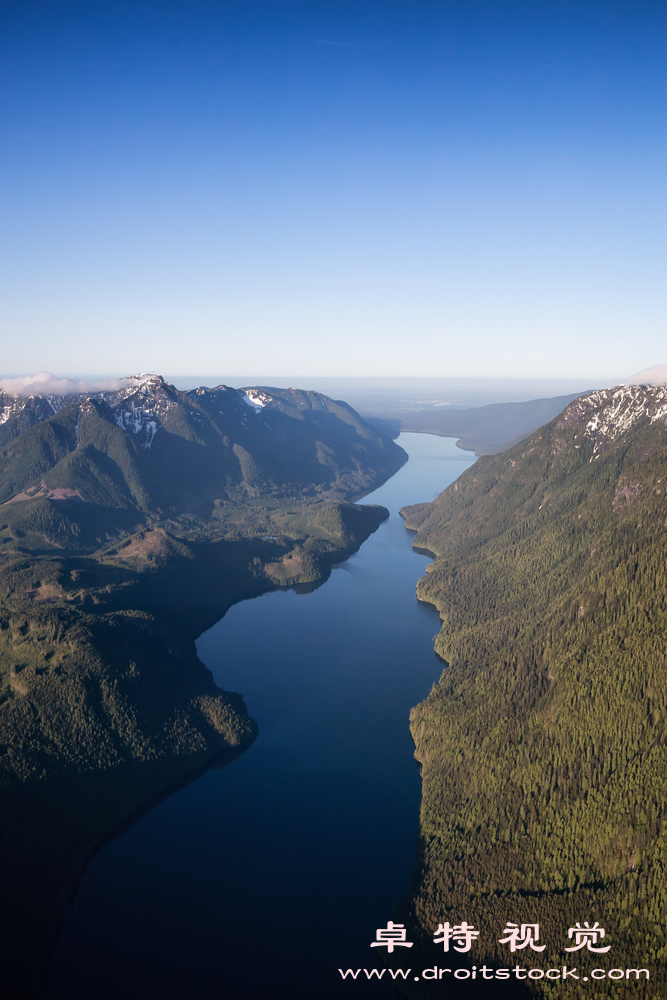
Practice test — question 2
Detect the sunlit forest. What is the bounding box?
[400,388,667,998]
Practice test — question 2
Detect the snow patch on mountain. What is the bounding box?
[0,404,18,426]
[121,373,165,393]
[241,389,273,411]
[563,385,667,456]
[108,374,178,448]
[114,402,159,448]
[113,382,167,448]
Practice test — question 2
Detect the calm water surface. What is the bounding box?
[45,434,475,999]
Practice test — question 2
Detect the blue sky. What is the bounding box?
[2,0,666,381]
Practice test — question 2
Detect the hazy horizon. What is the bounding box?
[0,369,629,413]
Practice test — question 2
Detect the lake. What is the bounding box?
[44,433,475,999]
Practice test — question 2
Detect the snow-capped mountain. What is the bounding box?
[556,383,667,457]
[0,373,405,549]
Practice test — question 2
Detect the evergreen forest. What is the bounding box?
[399,386,667,998]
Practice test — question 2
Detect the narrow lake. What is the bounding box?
[44,433,475,999]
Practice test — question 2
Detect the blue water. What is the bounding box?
[44,434,475,999]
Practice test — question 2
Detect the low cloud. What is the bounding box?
[626,365,667,386]
[0,372,124,396]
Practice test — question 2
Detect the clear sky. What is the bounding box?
[1,0,665,381]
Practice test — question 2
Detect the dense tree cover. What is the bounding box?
[399,391,667,998]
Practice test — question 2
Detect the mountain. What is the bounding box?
[399,384,667,997]
[0,374,406,998]
[365,391,587,455]
[0,373,405,550]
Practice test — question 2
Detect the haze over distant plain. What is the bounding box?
[1,0,665,382]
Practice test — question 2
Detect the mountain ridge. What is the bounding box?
[0,373,406,553]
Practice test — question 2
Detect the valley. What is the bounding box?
[3,375,666,999]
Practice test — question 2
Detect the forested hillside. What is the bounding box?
[400,385,667,998]
[0,374,405,998]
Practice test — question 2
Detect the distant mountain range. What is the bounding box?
[364,391,591,454]
[400,383,667,996]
